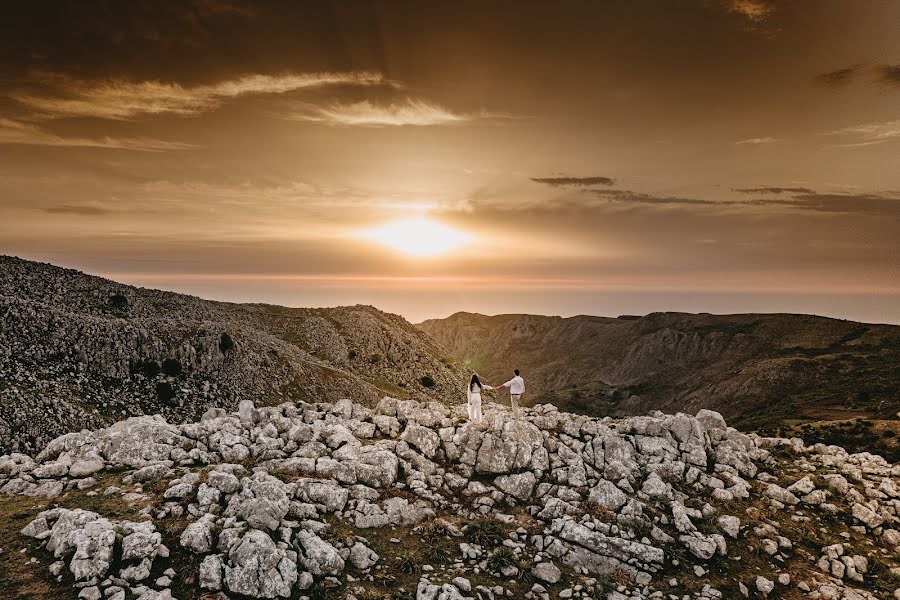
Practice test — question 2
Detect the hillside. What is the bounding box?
[0,256,463,454]
[1,397,897,600]
[418,312,900,437]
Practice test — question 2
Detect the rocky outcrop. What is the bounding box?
[2,397,898,600]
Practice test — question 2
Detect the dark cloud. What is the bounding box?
[531,176,615,187]
[591,189,724,206]
[42,204,113,216]
[815,65,863,87]
[751,192,900,217]
[589,188,900,218]
[732,186,816,194]
[876,64,900,86]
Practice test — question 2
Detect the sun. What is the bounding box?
[361,217,471,257]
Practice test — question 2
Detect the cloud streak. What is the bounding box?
[0,118,194,151]
[877,64,900,87]
[734,136,779,145]
[726,0,776,23]
[42,204,113,216]
[12,71,386,120]
[826,119,900,148]
[531,176,615,187]
[587,188,900,217]
[815,65,864,87]
[289,98,469,127]
[732,186,816,194]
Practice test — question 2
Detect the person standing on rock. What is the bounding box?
[467,373,493,423]
[501,369,525,418]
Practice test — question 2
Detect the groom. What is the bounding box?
[501,369,525,418]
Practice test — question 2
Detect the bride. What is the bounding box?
[466,373,494,423]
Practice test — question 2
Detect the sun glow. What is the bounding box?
[360,217,471,257]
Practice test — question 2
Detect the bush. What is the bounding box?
[219,332,235,352]
[109,293,128,311]
[141,360,161,378]
[486,547,516,572]
[347,350,357,360]
[419,375,435,388]
[395,551,421,575]
[156,382,175,403]
[161,358,183,376]
[464,519,506,546]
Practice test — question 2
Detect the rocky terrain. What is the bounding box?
[418,312,900,435]
[0,396,898,600]
[0,256,463,455]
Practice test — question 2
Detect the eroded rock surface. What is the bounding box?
[3,397,898,600]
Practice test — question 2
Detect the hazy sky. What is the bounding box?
[2,1,898,323]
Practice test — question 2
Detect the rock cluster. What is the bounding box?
[1,397,898,599]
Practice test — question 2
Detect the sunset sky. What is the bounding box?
[1,1,898,323]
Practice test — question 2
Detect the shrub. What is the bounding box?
[142,360,161,378]
[371,571,396,588]
[486,547,516,572]
[419,375,435,388]
[161,358,183,376]
[423,545,451,564]
[368,354,382,364]
[347,350,357,360]
[395,551,421,575]
[109,293,128,311]
[415,522,446,545]
[464,519,506,546]
[156,382,175,403]
[219,332,235,352]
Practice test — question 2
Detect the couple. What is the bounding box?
[466,369,525,423]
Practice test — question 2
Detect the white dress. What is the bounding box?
[466,384,494,422]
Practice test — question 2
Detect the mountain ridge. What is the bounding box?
[0,255,464,454]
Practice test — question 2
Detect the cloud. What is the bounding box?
[531,176,615,187]
[876,64,900,87]
[726,0,776,23]
[587,188,900,217]
[825,119,900,148]
[41,204,113,216]
[749,192,900,217]
[734,136,779,145]
[289,98,469,127]
[815,65,864,87]
[0,118,194,151]
[591,189,727,207]
[12,71,386,120]
[732,186,816,194]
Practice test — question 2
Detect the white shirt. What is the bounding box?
[467,384,493,403]
[502,375,525,395]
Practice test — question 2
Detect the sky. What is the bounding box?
[1,0,898,324]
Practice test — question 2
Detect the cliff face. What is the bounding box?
[418,311,900,430]
[0,256,463,454]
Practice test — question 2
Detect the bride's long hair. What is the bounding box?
[469,373,482,392]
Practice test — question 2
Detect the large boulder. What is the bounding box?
[295,529,345,576]
[475,420,544,474]
[224,472,291,531]
[94,416,186,467]
[588,480,627,511]
[225,529,297,598]
[401,424,441,459]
